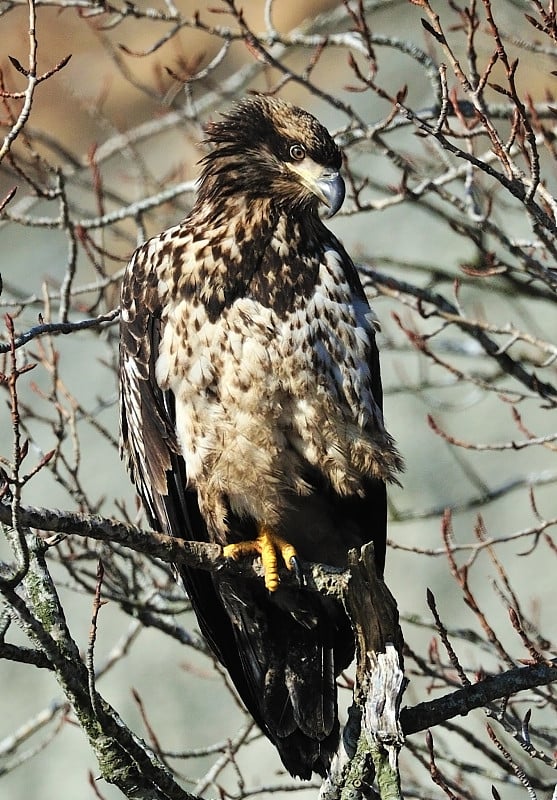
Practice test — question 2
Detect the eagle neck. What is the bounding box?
[186,194,326,321]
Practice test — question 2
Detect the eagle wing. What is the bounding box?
[120,242,248,671]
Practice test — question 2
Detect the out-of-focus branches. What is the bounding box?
[0,309,119,353]
[1,0,556,798]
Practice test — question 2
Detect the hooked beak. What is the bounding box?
[315,170,345,218]
[287,158,346,218]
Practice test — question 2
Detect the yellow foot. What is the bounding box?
[223,524,298,592]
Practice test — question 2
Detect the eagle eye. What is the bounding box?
[289,143,306,161]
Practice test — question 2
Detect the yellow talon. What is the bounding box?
[223,524,298,592]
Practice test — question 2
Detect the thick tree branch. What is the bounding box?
[2,499,554,747]
[400,661,557,736]
[0,521,201,800]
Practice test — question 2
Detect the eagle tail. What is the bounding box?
[211,574,344,779]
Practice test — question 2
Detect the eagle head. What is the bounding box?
[199,95,345,218]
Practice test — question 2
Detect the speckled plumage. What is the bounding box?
[120,95,402,779]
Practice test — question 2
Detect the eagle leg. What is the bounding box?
[223,524,298,592]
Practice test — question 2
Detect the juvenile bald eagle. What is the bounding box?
[119,95,402,779]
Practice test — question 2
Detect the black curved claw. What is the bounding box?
[290,555,307,587]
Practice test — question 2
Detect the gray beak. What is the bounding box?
[317,171,345,218]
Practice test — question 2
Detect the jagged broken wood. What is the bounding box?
[319,544,405,800]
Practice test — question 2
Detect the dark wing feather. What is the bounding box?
[330,237,388,576]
